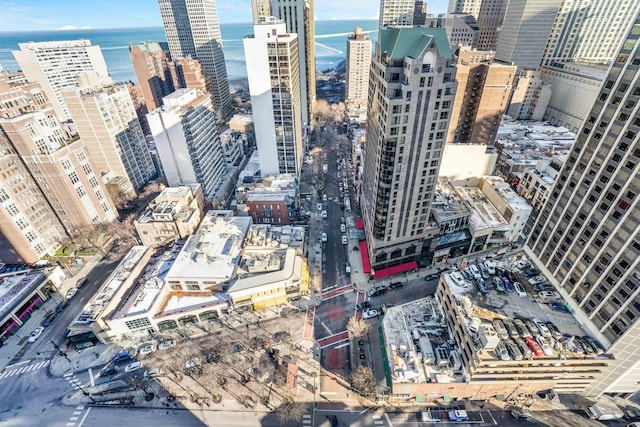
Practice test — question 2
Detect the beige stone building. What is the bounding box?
[345,27,372,123]
[0,72,117,237]
[134,185,204,247]
[447,47,515,145]
[62,76,157,191]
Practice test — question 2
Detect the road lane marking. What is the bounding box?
[5,360,30,368]
[77,407,91,427]
[334,342,349,349]
[384,413,394,426]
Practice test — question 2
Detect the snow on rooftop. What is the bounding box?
[166,211,251,283]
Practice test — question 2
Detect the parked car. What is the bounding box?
[340,224,346,233]
[476,277,488,293]
[536,336,554,356]
[514,282,527,297]
[139,344,157,356]
[462,268,473,281]
[468,264,482,279]
[368,286,388,297]
[448,272,466,287]
[362,309,379,320]
[340,217,346,224]
[503,319,519,338]
[546,321,562,339]
[316,203,323,211]
[449,410,469,422]
[513,319,531,338]
[516,258,531,270]
[549,301,571,312]
[76,278,88,288]
[100,364,119,377]
[28,327,45,343]
[583,336,605,355]
[143,368,161,378]
[492,319,509,340]
[345,263,351,274]
[113,350,132,363]
[526,337,544,357]
[479,265,490,279]
[493,277,505,292]
[528,276,546,285]
[389,282,403,290]
[321,233,327,242]
[356,301,371,311]
[533,318,552,338]
[322,210,328,219]
[185,358,200,369]
[503,277,514,292]
[514,337,533,359]
[484,260,496,275]
[341,235,347,245]
[42,313,57,327]
[534,283,555,292]
[538,290,562,301]
[158,340,176,350]
[522,268,539,277]
[125,361,142,373]
[66,287,78,300]
[505,339,523,361]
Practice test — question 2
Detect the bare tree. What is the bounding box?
[346,316,370,339]
[276,396,307,422]
[311,173,326,198]
[349,366,375,396]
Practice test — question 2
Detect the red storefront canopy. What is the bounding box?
[356,219,364,229]
[359,240,371,274]
[373,261,418,279]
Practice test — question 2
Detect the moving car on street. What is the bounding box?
[28,327,45,343]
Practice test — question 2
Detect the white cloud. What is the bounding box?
[81,25,91,29]
[56,25,78,30]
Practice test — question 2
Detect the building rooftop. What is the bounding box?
[165,211,251,286]
[383,296,467,385]
[442,253,607,362]
[70,246,150,332]
[379,27,452,60]
[455,186,509,230]
[0,271,45,319]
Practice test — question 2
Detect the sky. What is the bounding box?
[0,0,449,31]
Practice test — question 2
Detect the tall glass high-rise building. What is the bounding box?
[157,0,233,121]
[527,13,640,398]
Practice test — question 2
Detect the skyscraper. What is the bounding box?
[270,0,315,127]
[542,0,640,67]
[362,27,456,270]
[147,88,226,200]
[494,0,563,69]
[413,0,428,26]
[379,0,416,29]
[527,13,640,397]
[251,0,272,24]
[12,40,110,121]
[0,131,66,263]
[475,0,506,51]
[447,47,515,145]
[345,27,372,122]
[448,0,482,17]
[0,72,117,239]
[62,77,157,191]
[244,17,303,177]
[157,0,233,121]
[129,41,179,112]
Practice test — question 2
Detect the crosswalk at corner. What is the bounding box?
[373,414,384,425]
[0,360,49,380]
[302,414,312,426]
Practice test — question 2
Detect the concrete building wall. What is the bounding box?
[346,27,372,122]
[12,40,109,122]
[540,64,606,133]
[379,0,416,29]
[495,0,563,70]
[528,15,640,397]
[439,144,497,181]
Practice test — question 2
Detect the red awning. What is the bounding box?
[373,261,418,279]
[359,240,371,274]
[356,219,364,229]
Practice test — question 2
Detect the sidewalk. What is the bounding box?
[50,342,118,377]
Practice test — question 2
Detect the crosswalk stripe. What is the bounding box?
[66,423,75,426]
[0,372,8,379]
[17,366,28,374]
[76,405,84,410]
[64,372,73,378]
[70,417,78,421]
[303,415,311,419]
[8,370,19,377]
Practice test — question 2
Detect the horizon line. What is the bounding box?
[0,19,380,33]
